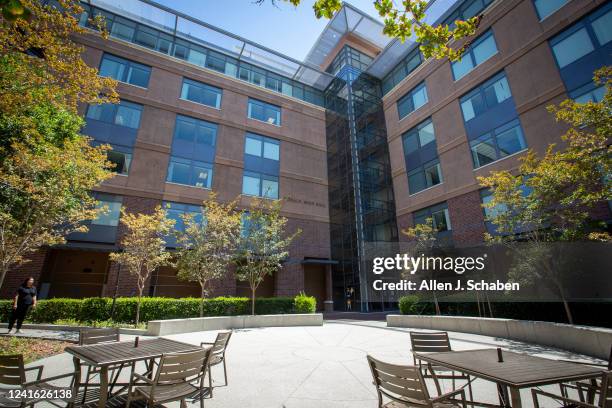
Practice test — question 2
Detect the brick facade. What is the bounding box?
[0,248,49,298]
[448,191,487,247]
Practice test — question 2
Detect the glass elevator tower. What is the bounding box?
[324,46,398,312]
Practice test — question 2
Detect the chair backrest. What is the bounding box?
[79,327,120,346]
[410,331,452,353]
[212,331,232,354]
[601,371,612,408]
[367,355,431,407]
[155,348,210,386]
[0,354,25,386]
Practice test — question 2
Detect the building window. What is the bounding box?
[99,53,151,88]
[572,85,606,103]
[174,115,217,148]
[451,30,498,80]
[552,28,595,69]
[382,48,422,94]
[245,133,280,161]
[470,119,526,168]
[180,78,222,109]
[414,203,451,232]
[242,171,279,199]
[397,82,428,120]
[167,158,213,189]
[443,0,494,29]
[86,100,143,129]
[107,148,132,175]
[165,202,202,233]
[248,98,281,125]
[402,119,442,194]
[460,73,512,122]
[533,0,568,20]
[91,194,122,226]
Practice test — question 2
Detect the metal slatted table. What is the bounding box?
[66,337,202,408]
[415,349,604,408]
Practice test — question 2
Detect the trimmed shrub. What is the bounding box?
[294,293,316,313]
[398,295,420,315]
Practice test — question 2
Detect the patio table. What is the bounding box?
[65,337,202,408]
[414,348,604,408]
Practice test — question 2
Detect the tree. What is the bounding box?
[0,132,112,290]
[235,198,300,315]
[261,0,480,61]
[174,193,242,317]
[109,206,174,325]
[478,67,611,324]
[0,0,116,119]
[401,218,441,315]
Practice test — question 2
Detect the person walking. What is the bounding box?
[7,277,37,334]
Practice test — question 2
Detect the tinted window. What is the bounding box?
[180,78,222,109]
[533,0,568,20]
[86,100,143,129]
[99,54,151,88]
[248,99,281,125]
[397,82,428,120]
[452,30,497,80]
[551,28,594,68]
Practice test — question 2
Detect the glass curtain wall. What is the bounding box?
[325,46,398,312]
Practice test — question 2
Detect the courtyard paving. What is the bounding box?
[20,320,605,407]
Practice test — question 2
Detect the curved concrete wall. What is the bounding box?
[387,315,612,360]
[148,313,323,336]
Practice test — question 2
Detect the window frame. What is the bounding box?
[247,98,282,126]
[459,71,512,123]
[99,53,152,88]
[86,99,143,129]
[397,81,429,120]
[244,133,280,161]
[469,119,527,168]
[533,0,569,21]
[451,30,498,81]
[166,157,214,189]
[242,171,279,199]
[180,78,223,109]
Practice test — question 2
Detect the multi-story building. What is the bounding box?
[2,0,610,312]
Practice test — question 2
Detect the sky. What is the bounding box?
[153,0,383,61]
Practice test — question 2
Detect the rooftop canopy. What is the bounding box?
[303,2,392,69]
[366,0,471,79]
[86,0,335,90]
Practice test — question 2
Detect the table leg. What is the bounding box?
[509,387,522,408]
[497,384,510,407]
[98,366,108,408]
[71,357,81,408]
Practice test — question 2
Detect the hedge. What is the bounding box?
[0,294,317,325]
[397,296,612,328]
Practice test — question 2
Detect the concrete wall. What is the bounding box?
[148,313,324,336]
[387,315,612,360]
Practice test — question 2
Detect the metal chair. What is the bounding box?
[200,330,232,397]
[367,354,468,408]
[559,345,612,404]
[78,327,123,404]
[533,370,612,408]
[0,354,76,408]
[410,331,474,400]
[125,348,211,408]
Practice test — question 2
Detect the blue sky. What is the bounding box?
[153,0,382,61]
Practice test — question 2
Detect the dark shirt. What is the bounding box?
[16,286,36,306]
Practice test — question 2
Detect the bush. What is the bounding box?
[294,292,316,313]
[0,296,310,325]
[398,295,420,315]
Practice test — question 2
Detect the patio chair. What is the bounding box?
[532,370,612,408]
[200,330,232,397]
[0,354,76,408]
[559,345,612,403]
[125,348,211,408]
[367,354,468,408]
[78,327,123,404]
[410,331,474,400]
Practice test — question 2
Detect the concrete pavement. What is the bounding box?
[21,320,605,407]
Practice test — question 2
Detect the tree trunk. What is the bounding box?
[475,292,482,317]
[135,286,143,326]
[554,280,573,324]
[0,266,8,292]
[110,264,121,320]
[199,283,205,318]
[485,292,494,318]
[251,286,256,316]
[432,291,441,315]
